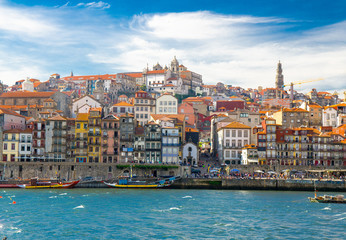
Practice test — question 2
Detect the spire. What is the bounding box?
[71,70,73,77]
[275,61,284,90]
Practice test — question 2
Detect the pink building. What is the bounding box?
[178,102,196,126]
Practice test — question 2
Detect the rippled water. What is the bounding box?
[0,189,345,239]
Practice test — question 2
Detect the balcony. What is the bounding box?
[162,143,180,147]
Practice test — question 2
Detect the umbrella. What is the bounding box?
[230,169,240,172]
[267,171,277,174]
[254,170,264,173]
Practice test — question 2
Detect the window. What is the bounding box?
[244,131,248,138]
[11,144,15,150]
[232,130,236,137]
[226,130,230,137]
[225,150,230,158]
[238,130,242,137]
[3,143,7,150]
[77,123,81,129]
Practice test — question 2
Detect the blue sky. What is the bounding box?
[1,0,346,94]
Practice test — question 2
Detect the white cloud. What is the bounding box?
[0,2,345,94]
[76,1,110,9]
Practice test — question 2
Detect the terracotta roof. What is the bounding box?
[118,95,128,98]
[90,107,102,112]
[47,115,67,121]
[219,121,251,130]
[33,82,42,88]
[185,127,199,132]
[126,73,143,78]
[151,114,186,123]
[113,101,133,107]
[0,107,26,118]
[0,91,55,98]
[61,74,117,81]
[44,98,55,102]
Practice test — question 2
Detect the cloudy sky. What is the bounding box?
[0,0,345,94]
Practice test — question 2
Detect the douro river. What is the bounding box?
[0,189,345,239]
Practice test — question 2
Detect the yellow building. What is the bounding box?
[87,108,102,163]
[2,129,20,162]
[75,113,89,163]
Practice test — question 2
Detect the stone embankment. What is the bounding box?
[171,178,346,192]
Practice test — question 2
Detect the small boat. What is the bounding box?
[308,195,346,204]
[104,176,179,189]
[308,180,346,204]
[18,180,80,189]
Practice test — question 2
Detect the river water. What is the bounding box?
[0,189,345,239]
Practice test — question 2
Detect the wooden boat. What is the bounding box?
[308,180,346,203]
[308,195,346,204]
[103,176,179,189]
[18,180,80,189]
[0,184,21,188]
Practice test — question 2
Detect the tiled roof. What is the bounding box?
[220,121,251,130]
[47,115,67,121]
[76,113,89,121]
[119,95,128,98]
[125,73,143,78]
[151,114,186,123]
[0,107,26,118]
[61,74,117,81]
[113,101,133,107]
[185,127,199,132]
[0,91,55,98]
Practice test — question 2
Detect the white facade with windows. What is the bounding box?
[216,122,251,165]
[161,127,180,164]
[19,132,32,161]
[156,94,178,114]
[322,107,338,127]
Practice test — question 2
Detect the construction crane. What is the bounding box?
[282,78,324,101]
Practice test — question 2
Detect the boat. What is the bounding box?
[308,180,346,203]
[0,183,21,188]
[308,195,346,204]
[103,176,179,188]
[18,179,80,189]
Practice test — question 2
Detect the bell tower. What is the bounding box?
[275,61,284,89]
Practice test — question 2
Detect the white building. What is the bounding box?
[22,77,34,92]
[182,142,198,165]
[111,102,134,117]
[156,93,178,114]
[134,91,156,126]
[19,130,32,162]
[216,122,251,165]
[241,144,259,165]
[161,127,180,164]
[322,106,338,127]
[72,95,102,118]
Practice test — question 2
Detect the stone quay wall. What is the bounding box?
[0,162,186,181]
[172,178,346,192]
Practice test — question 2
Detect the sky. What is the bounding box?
[0,0,346,94]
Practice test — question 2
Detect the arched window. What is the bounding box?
[188,147,192,152]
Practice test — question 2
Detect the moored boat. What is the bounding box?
[103,176,179,188]
[18,180,80,189]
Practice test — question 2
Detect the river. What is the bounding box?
[0,189,345,239]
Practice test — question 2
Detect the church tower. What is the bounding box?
[275,61,284,89]
[170,56,179,73]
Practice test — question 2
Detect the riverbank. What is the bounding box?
[72,178,346,192]
[170,178,346,191]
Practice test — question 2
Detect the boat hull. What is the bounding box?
[308,197,346,204]
[0,184,20,188]
[103,182,170,188]
[19,180,80,189]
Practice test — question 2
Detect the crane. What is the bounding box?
[282,78,324,101]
